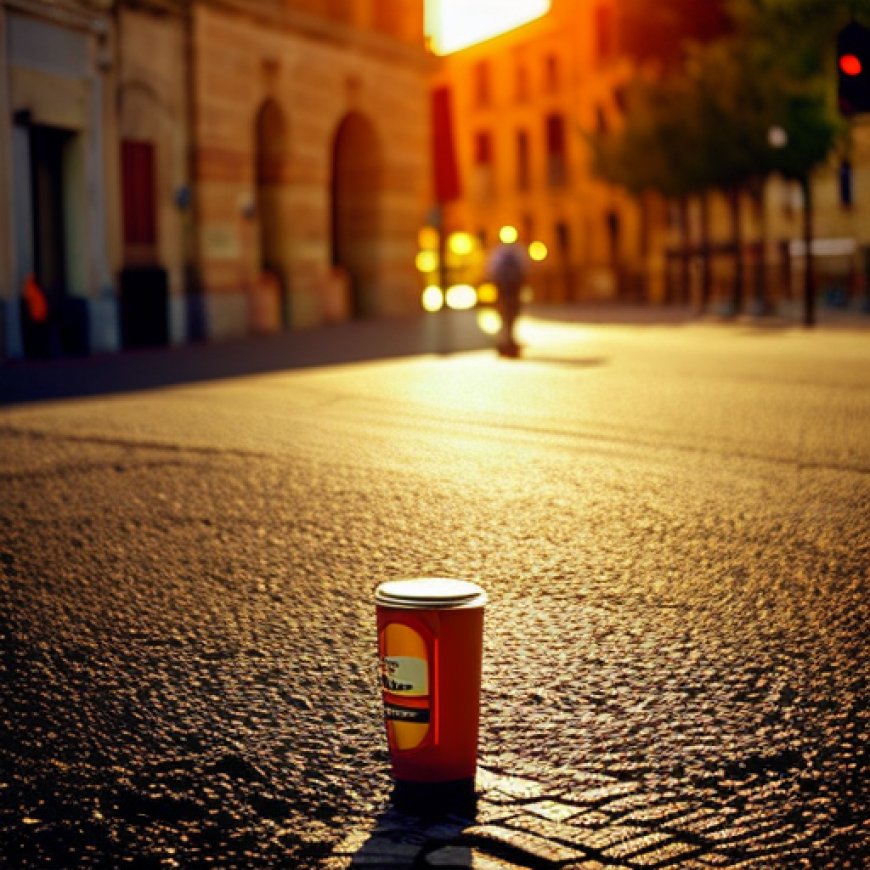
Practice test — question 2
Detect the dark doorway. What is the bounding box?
[30,125,72,310]
[331,112,382,319]
[24,125,91,357]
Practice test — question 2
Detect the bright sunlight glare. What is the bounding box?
[422,285,444,312]
[445,284,478,310]
[426,0,551,55]
[477,308,502,335]
[499,225,519,244]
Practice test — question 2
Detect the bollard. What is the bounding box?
[375,578,487,786]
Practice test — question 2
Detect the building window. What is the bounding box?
[556,220,570,256]
[516,129,531,191]
[474,60,491,107]
[474,130,493,166]
[473,130,495,200]
[544,53,559,92]
[595,3,615,63]
[595,105,609,134]
[515,61,529,102]
[121,139,157,247]
[840,159,854,208]
[545,113,567,186]
[522,214,534,243]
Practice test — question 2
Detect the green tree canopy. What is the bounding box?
[593,0,869,195]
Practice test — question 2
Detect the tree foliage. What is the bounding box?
[592,0,870,195]
[590,0,869,319]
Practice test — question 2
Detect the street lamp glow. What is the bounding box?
[421,285,444,312]
[477,308,502,335]
[477,282,498,304]
[445,283,477,310]
[498,225,519,244]
[448,231,475,256]
[528,241,548,261]
[415,250,439,274]
[768,126,788,149]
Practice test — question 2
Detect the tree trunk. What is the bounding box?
[751,181,768,315]
[728,187,744,316]
[801,174,815,327]
[678,196,691,305]
[699,191,712,314]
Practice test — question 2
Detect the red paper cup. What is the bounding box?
[375,578,487,784]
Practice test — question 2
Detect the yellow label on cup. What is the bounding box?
[381,622,430,751]
[382,656,428,696]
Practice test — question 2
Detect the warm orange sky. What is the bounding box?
[426,0,551,55]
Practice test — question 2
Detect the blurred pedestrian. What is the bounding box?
[21,273,51,358]
[487,226,528,358]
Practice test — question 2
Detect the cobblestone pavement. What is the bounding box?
[1,313,868,868]
[328,764,846,868]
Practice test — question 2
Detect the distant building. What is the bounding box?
[429,0,652,304]
[429,0,870,314]
[1,0,430,360]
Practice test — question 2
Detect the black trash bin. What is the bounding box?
[120,266,169,348]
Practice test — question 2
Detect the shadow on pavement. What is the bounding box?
[0,312,492,407]
[344,782,479,868]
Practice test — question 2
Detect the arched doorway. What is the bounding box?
[254,99,289,329]
[331,112,382,318]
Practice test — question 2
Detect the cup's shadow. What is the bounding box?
[350,780,479,868]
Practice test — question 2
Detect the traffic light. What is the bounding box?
[837,20,870,116]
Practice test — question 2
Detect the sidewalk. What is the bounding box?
[2,303,867,406]
[0,310,489,406]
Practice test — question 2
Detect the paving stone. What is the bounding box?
[522,800,586,822]
[463,824,588,866]
[704,822,774,843]
[663,808,722,835]
[425,845,530,868]
[508,811,595,845]
[618,839,703,867]
[601,831,673,861]
[694,852,735,866]
[566,781,640,807]
[473,801,519,825]
[601,792,656,816]
[477,769,546,801]
[569,824,649,853]
[568,810,615,829]
[425,845,473,866]
[350,837,424,865]
[621,802,696,824]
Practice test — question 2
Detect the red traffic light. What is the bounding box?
[840,53,863,76]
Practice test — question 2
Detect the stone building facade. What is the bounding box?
[430,0,870,312]
[429,0,652,304]
[1,0,430,360]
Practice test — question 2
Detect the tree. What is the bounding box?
[592,0,865,323]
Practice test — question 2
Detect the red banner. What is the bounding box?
[431,86,461,204]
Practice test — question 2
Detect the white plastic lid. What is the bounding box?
[375,578,488,610]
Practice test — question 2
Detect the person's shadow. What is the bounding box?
[349,781,479,867]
